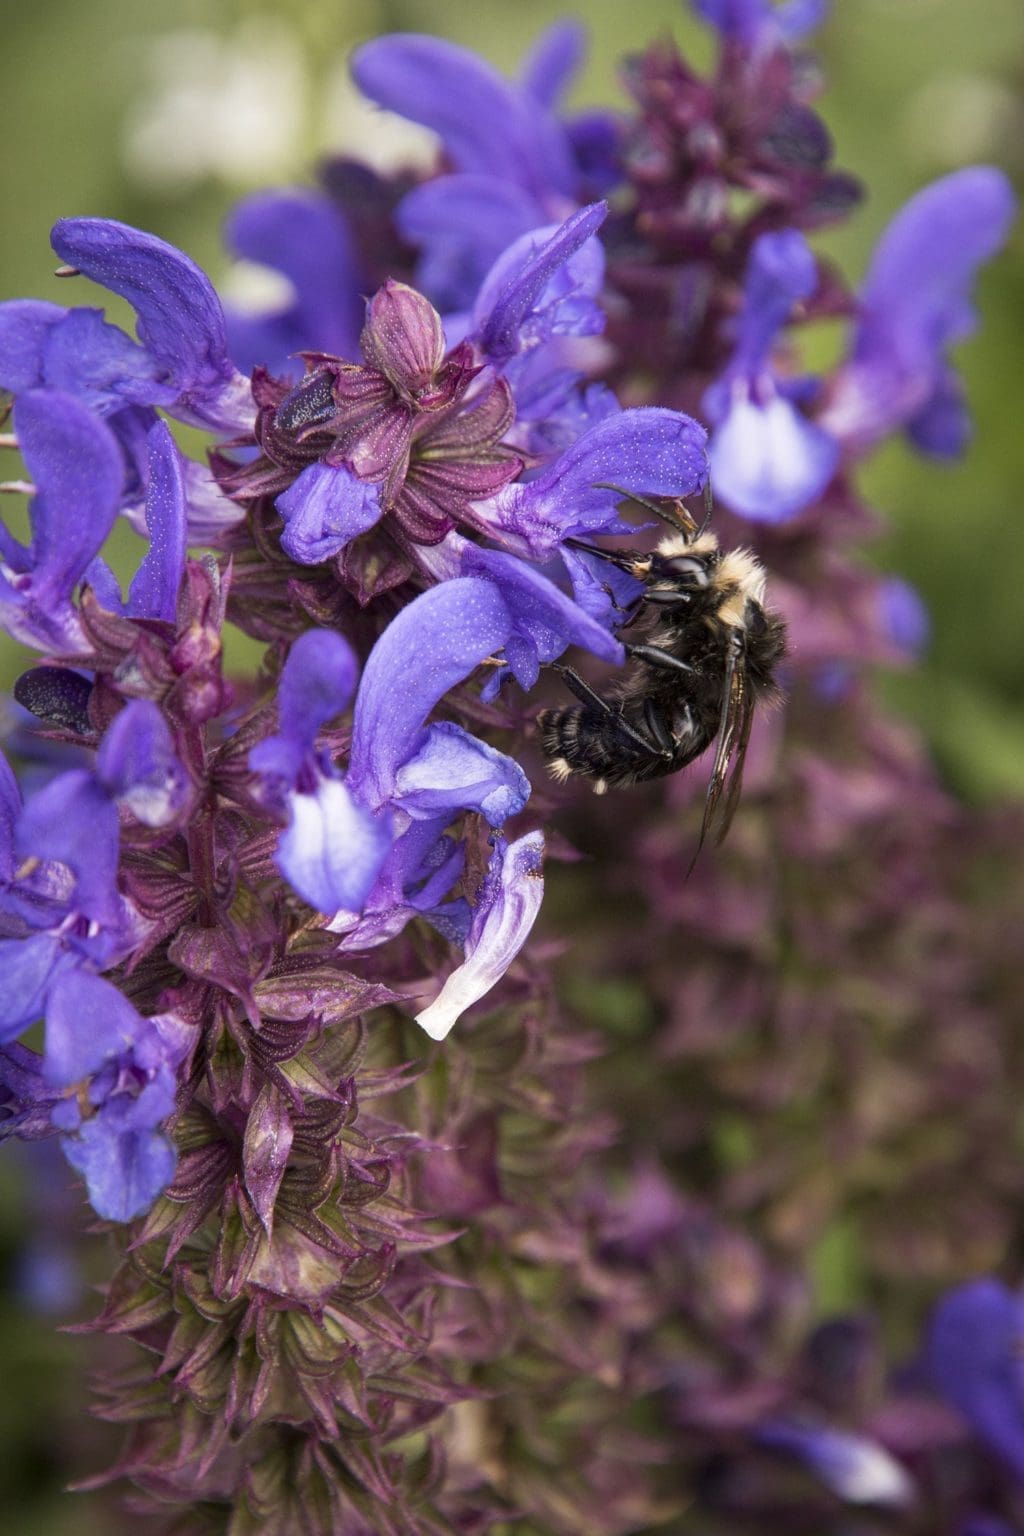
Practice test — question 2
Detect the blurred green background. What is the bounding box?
[0,1,1020,1529]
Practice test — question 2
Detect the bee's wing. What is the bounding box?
[691,632,753,866]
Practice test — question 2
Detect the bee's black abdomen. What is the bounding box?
[539,699,712,790]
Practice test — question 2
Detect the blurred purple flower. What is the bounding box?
[702,229,838,521]
[825,168,1016,455]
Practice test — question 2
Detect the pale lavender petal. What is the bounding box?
[348,578,514,808]
[277,462,384,564]
[394,721,530,826]
[483,407,708,558]
[126,421,188,621]
[415,831,545,1041]
[96,700,190,827]
[277,777,393,915]
[50,217,253,432]
[351,34,577,200]
[756,1423,914,1507]
[707,391,838,521]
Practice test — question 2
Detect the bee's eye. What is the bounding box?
[663,557,710,587]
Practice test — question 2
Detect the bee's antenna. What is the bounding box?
[592,482,688,532]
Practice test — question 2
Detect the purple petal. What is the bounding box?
[348,578,515,808]
[0,300,67,392]
[415,831,545,1040]
[42,969,144,1086]
[126,421,188,622]
[0,935,67,1041]
[277,462,384,565]
[15,389,122,603]
[458,541,625,680]
[696,0,827,44]
[225,189,364,373]
[396,176,542,314]
[275,627,359,759]
[904,365,971,458]
[50,217,252,432]
[927,1279,1024,1480]
[277,777,394,915]
[0,748,21,879]
[484,406,708,558]
[828,168,1016,448]
[15,769,120,926]
[34,307,173,412]
[474,204,608,365]
[519,20,587,108]
[394,721,530,826]
[707,391,838,521]
[351,34,577,200]
[722,229,818,387]
[879,576,930,658]
[61,1116,177,1222]
[95,700,190,827]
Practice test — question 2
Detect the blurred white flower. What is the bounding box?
[124,20,306,189]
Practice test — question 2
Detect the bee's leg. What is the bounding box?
[642,699,675,756]
[639,588,691,608]
[563,537,637,573]
[625,643,696,676]
[550,665,667,756]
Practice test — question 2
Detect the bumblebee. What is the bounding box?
[538,489,787,846]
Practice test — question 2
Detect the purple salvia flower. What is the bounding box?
[44,969,192,1222]
[249,628,393,913]
[824,168,1016,455]
[702,229,838,521]
[49,217,254,433]
[224,189,365,377]
[347,578,521,808]
[0,389,122,652]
